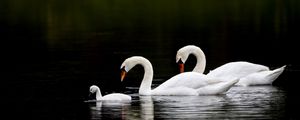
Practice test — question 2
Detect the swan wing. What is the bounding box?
[156,72,222,89]
[237,65,286,86]
[151,86,198,96]
[196,78,239,95]
[102,93,132,101]
[151,78,238,95]
[207,61,269,79]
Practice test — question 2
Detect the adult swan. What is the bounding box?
[176,45,286,86]
[120,56,238,95]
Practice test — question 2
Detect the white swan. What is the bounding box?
[176,45,286,86]
[89,85,131,101]
[120,56,238,95]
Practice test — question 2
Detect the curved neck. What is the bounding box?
[190,47,206,73]
[95,87,102,100]
[134,58,153,95]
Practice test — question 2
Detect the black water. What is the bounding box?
[5,82,299,120]
[2,0,300,119]
[88,86,291,120]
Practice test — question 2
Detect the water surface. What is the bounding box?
[87,86,289,119]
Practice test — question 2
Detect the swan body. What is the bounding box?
[206,61,269,80]
[237,65,286,86]
[89,85,131,101]
[121,56,238,95]
[156,72,226,89]
[176,45,286,86]
[153,72,239,95]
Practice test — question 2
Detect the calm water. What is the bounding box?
[6,78,299,120]
[3,0,299,119]
[86,85,289,120]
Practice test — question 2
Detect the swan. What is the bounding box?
[176,45,286,86]
[89,85,131,101]
[120,56,238,95]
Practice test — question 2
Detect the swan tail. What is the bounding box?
[236,65,286,86]
[196,78,238,95]
[273,65,286,74]
[267,65,286,82]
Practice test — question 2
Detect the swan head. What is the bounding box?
[89,85,99,93]
[176,45,206,73]
[120,56,151,81]
[176,48,189,64]
[176,45,201,63]
[176,46,193,73]
[120,67,127,82]
[120,56,140,81]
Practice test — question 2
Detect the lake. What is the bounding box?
[8,82,298,120]
[2,0,300,119]
[87,85,293,120]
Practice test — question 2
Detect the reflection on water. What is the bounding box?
[89,101,131,119]
[87,86,287,119]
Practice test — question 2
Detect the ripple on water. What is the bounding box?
[87,86,287,119]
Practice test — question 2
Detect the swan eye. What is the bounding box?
[178,58,184,64]
[121,66,129,72]
[121,66,125,70]
[90,87,95,93]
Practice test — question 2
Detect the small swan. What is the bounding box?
[120,56,238,95]
[176,45,286,86]
[89,85,131,101]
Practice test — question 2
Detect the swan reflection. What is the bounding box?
[151,95,227,119]
[88,100,131,119]
[88,86,286,119]
[88,95,154,120]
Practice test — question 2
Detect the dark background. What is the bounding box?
[1,0,299,104]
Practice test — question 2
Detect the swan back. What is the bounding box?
[102,93,132,101]
[207,61,269,80]
[156,72,222,89]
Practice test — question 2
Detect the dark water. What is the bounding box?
[7,84,297,120]
[86,85,297,120]
[2,0,300,119]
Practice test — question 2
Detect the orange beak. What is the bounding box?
[179,63,184,73]
[121,69,127,81]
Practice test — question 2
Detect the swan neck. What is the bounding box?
[191,48,206,73]
[138,59,153,95]
[95,87,102,100]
